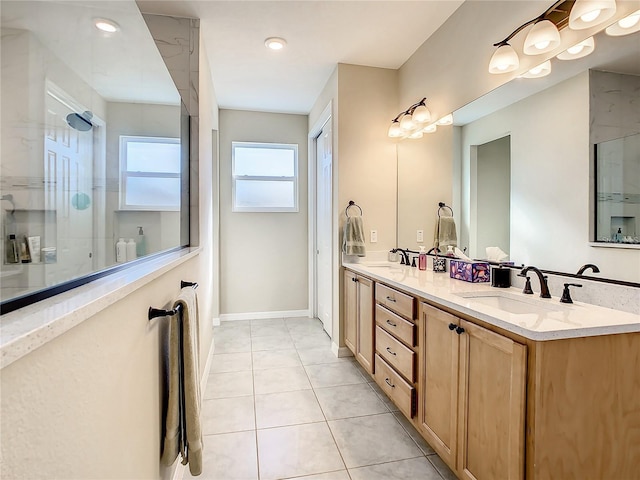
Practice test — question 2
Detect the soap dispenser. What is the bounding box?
[418,246,427,270]
[136,226,146,257]
[116,238,126,263]
[126,238,137,262]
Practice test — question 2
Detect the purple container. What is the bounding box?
[449,260,490,283]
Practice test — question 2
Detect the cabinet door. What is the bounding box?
[457,319,526,480]
[418,303,460,470]
[343,270,357,355]
[356,275,374,373]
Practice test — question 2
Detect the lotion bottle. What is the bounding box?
[418,246,427,270]
[116,238,126,263]
[136,226,146,257]
[6,234,19,264]
[126,238,137,262]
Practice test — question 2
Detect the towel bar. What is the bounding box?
[148,280,198,321]
[437,202,453,217]
[345,200,363,217]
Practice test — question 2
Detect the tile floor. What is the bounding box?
[187,317,458,480]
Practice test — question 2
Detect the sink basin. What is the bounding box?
[455,291,562,315]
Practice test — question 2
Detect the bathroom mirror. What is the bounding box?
[0,1,185,306]
[397,25,640,283]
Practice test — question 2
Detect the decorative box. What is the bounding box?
[449,260,490,283]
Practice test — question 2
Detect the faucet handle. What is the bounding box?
[522,276,533,295]
[560,283,582,304]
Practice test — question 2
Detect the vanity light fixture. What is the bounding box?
[523,19,561,54]
[521,60,552,78]
[569,0,617,29]
[94,18,120,33]
[265,37,287,50]
[408,131,424,139]
[605,9,640,35]
[423,124,438,133]
[557,36,595,59]
[387,98,432,138]
[436,114,454,126]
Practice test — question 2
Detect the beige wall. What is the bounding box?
[219,109,309,316]
[0,17,218,479]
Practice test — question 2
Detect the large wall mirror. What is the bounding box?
[0,1,187,311]
[397,20,640,284]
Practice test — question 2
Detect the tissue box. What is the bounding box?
[449,260,490,283]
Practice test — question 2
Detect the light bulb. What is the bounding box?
[409,131,423,139]
[388,122,402,138]
[94,18,120,33]
[557,37,595,60]
[580,9,601,22]
[606,10,640,36]
[436,114,453,125]
[400,114,415,131]
[423,124,437,133]
[521,60,551,78]
[265,37,287,50]
[567,44,585,54]
[488,44,519,74]
[535,40,551,50]
[412,104,431,124]
[619,12,640,28]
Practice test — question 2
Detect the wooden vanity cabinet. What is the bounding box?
[418,302,527,480]
[343,269,374,374]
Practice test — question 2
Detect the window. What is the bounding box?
[120,136,181,211]
[232,142,298,212]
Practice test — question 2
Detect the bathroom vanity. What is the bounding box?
[343,262,640,480]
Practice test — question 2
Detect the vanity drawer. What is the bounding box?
[376,283,415,319]
[376,326,415,382]
[376,304,415,347]
[375,354,415,418]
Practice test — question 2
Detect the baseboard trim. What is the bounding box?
[219,309,311,322]
[332,341,353,358]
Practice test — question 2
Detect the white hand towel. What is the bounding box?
[343,216,366,257]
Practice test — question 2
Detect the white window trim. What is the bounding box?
[119,135,181,211]
[232,141,299,213]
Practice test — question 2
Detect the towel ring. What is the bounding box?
[346,200,363,217]
[437,202,453,218]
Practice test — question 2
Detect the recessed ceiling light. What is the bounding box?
[265,37,287,50]
[94,18,120,33]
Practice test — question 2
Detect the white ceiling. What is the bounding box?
[137,0,465,114]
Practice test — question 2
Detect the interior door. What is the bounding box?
[45,86,94,284]
[315,120,333,336]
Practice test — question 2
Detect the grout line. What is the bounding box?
[249,328,262,480]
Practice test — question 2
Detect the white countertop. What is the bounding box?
[1,248,200,369]
[344,261,640,341]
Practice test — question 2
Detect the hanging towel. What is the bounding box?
[161,287,203,475]
[434,215,457,249]
[343,215,366,257]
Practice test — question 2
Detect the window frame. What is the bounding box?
[119,135,181,211]
[231,141,299,213]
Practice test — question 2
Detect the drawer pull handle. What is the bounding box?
[386,319,397,327]
[385,378,395,388]
[456,326,465,335]
[386,347,397,356]
[386,296,396,303]
[448,323,457,331]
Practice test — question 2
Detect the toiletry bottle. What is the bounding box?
[116,238,126,263]
[6,234,19,264]
[418,246,427,271]
[21,236,31,263]
[126,238,137,262]
[136,226,146,257]
[615,227,622,242]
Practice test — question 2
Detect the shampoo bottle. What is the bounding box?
[5,234,19,264]
[136,226,146,257]
[126,238,137,262]
[615,227,622,242]
[116,238,126,263]
[418,246,427,271]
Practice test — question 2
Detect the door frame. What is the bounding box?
[308,101,332,328]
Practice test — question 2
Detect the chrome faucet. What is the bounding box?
[519,266,551,298]
[576,263,600,276]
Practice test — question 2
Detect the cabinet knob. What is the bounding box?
[448,323,457,331]
[385,378,395,388]
[456,326,465,335]
[386,347,397,356]
[386,319,397,327]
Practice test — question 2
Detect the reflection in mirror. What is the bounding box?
[596,133,640,244]
[0,1,184,307]
[397,16,640,283]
